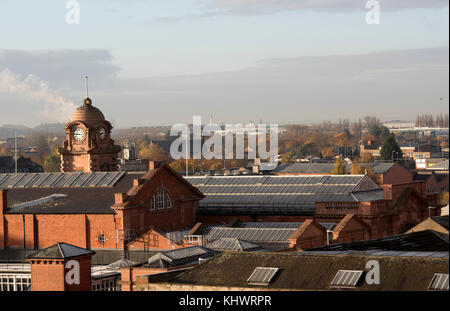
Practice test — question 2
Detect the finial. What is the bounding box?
[85,75,89,98]
[83,76,92,105]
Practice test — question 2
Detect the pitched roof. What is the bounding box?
[145,246,218,268]
[27,242,95,259]
[427,159,449,170]
[185,175,382,216]
[432,215,449,230]
[0,156,43,173]
[161,251,448,291]
[272,163,396,175]
[5,172,142,214]
[308,230,449,252]
[206,238,260,251]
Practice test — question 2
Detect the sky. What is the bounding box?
[0,0,449,127]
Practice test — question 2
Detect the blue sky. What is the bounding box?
[0,0,449,127]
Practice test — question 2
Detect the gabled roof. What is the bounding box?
[206,238,260,251]
[185,175,382,216]
[106,259,138,269]
[432,215,449,230]
[27,242,95,260]
[145,246,217,268]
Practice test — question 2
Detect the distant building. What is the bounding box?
[185,174,441,239]
[0,156,43,173]
[0,163,204,254]
[272,162,413,185]
[118,144,149,172]
[6,137,25,153]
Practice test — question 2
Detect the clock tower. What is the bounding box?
[58,96,121,172]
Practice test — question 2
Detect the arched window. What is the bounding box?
[150,195,156,210]
[157,189,165,209]
[150,188,173,211]
[166,191,172,209]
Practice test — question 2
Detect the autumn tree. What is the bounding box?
[350,163,365,174]
[332,157,347,175]
[321,147,336,159]
[139,142,169,161]
[281,152,294,164]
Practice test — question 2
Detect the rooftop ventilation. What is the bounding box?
[247,267,279,286]
[330,270,364,288]
[428,273,449,291]
[9,194,68,211]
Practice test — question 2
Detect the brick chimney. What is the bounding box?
[27,242,95,291]
[0,189,7,214]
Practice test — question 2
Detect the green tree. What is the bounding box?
[380,135,403,161]
[379,126,391,142]
[43,153,61,172]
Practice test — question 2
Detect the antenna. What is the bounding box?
[14,131,18,174]
[85,75,89,98]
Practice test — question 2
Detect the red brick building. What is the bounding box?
[58,97,121,172]
[27,242,94,291]
[0,163,204,252]
[186,174,442,240]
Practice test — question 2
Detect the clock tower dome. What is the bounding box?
[58,96,121,172]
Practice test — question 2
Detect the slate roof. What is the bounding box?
[0,156,43,173]
[432,215,449,230]
[106,259,138,269]
[161,251,449,291]
[27,242,95,259]
[145,246,218,268]
[185,175,382,215]
[307,230,449,252]
[272,163,396,175]
[206,238,260,251]
[427,159,449,170]
[4,172,144,214]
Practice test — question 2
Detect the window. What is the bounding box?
[428,273,449,291]
[247,267,279,286]
[330,270,363,288]
[98,234,106,245]
[166,191,172,209]
[150,188,173,211]
[150,196,156,210]
[0,274,31,292]
[157,189,165,209]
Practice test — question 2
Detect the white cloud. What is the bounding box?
[154,0,449,22]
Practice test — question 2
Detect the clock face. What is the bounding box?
[99,127,107,140]
[74,127,85,141]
